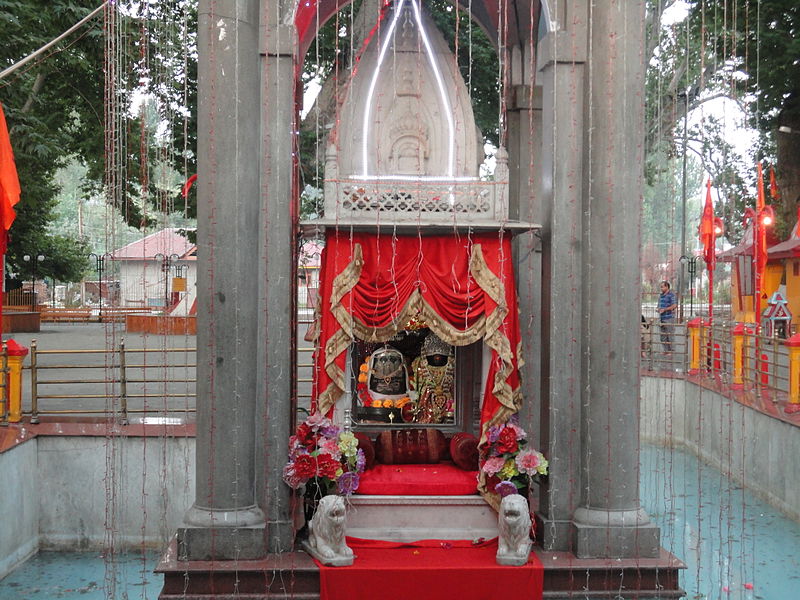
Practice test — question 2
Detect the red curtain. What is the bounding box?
[312,231,522,449]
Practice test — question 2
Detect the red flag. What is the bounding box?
[699,179,717,270]
[181,173,197,199]
[0,103,20,241]
[756,163,768,274]
[769,166,780,200]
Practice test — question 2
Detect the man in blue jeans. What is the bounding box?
[658,281,677,353]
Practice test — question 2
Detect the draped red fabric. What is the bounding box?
[313,231,522,442]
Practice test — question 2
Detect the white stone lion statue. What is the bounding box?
[496,493,532,566]
[303,495,354,566]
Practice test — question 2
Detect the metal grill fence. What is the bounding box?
[1,316,797,424]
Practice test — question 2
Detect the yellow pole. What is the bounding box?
[785,333,800,413]
[732,323,747,389]
[4,340,29,423]
[687,318,702,374]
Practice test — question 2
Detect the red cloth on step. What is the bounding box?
[316,537,544,600]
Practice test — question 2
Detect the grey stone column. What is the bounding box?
[534,27,587,553]
[508,44,544,449]
[179,0,266,560]
[255,20,297,554]
[571,0,659,558]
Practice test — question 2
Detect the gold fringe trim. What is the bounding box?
[318,242,522,422]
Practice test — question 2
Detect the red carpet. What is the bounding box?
[357,463,480,495]
[316,538,543,600]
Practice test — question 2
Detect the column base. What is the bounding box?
[178,504,267,560]
[572,507,660,558]
[534,514,574,553]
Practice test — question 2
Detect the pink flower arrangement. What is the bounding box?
[283,414,365,496]
[480,419,548,496]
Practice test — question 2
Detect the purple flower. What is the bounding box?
[487,425,501,444]
[494,480,518,498]
[337,471,360,495]
[355,448,366,473]
[320,425,340,439]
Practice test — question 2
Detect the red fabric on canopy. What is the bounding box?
[312,231,522,504]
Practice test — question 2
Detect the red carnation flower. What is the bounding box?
[315,453,340,479]
[296,423,317,449]
[293,454,317,479]
[496,427,519,454]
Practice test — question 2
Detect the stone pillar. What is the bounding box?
[571,0,659,558]
[534,23,587,552]
[179,0,266,560]
[508,44,544,449]
[255,19,297,554]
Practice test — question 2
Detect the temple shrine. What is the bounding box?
[158,0,684,598]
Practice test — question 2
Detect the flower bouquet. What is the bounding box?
[480,419,548,498]
[283,413,366,503]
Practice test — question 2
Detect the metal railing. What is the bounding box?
[27,339,196,424]
[6,315,796,423]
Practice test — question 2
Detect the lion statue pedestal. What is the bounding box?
[301,495,355,566]
[496,493,532,566]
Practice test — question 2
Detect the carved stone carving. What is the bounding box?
[496,493,532,566]
[302,495,355,566]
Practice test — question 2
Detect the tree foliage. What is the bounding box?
[0,1,196,282]
[645,0,800,244]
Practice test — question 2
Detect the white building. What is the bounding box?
[111,228,197,314]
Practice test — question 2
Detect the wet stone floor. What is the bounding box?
[0,551,161,599]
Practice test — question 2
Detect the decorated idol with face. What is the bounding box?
[368,347,408,395]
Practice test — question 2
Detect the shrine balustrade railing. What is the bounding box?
[642,318,800,414]
[322,178,510,225]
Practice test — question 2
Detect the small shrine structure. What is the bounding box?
[162,0,680,597]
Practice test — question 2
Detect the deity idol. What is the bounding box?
[409,333,455,424]
[367,347,410,398]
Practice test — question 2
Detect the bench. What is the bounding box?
[99,307,153,323]
[39,308,93,323]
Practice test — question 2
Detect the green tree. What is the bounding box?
[645,1,800,242]
[0,1,196,283]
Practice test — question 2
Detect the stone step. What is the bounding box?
[345,494,499,542]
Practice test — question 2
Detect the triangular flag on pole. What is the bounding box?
[0,102,21,344]
[0,103,20,239]
[769,166,780,200]
[699,179,717,271]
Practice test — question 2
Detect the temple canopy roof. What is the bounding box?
[294,0,547,59]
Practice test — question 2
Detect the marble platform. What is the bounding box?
[345,494,498,542]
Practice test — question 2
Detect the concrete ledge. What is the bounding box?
[177,526,267,561]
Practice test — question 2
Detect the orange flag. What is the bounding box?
[769,166,780,200]
[699,179,717,270]
[0,103,20,239]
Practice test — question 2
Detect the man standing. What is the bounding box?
[658,281,677,353]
